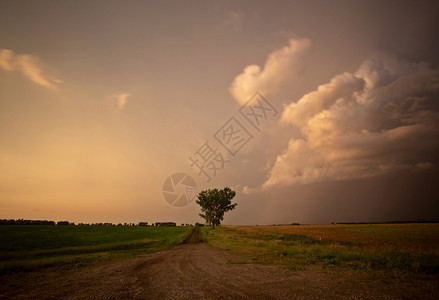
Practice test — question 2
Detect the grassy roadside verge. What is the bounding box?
[201,224,439,274]
[0,225,193,273]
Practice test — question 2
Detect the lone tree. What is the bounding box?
[196,187,237,229]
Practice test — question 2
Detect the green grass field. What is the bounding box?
[202,223,439,274]
[0,225,192,273]
[3,223,438,276]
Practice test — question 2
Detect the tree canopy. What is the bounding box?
[196,187,237,229]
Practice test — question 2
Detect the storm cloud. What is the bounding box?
[262,59,439,188]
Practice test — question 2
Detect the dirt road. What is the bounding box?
[1,228,437,299]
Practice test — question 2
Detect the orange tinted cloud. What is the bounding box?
[229,38,311,104]
[112,92,131,110]
[0,49,61,90]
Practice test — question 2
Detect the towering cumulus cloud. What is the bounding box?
[229,38,311,104]
[263,59,439,188]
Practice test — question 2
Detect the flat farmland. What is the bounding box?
[204,223,439,273]
[0,225,192,273]
[1,224,438,299]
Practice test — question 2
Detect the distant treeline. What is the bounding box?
[0,219,56,225]
[0,219,192,227]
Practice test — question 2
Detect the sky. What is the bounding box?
[1,0,438,224]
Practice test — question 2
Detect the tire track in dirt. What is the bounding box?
[1,227,437,299]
